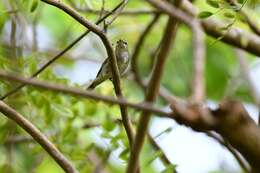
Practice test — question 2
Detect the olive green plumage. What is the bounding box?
[87,40,129,89]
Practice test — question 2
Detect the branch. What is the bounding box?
[242,11,260,36]
[0,0,126,100]
[235,49,260,106]
[181,0,260,57]
[169,99,260,172]
[235,48,260,125]
[105,0,128,26]
[127,2,181,171]
[191,21,205,103]
[40,0,136,146]
[64,1,160,16]
[148,2,206,102]
[0,101,79,173]
[64,0,260,57]
[147,134,172,167]
[148,1,206,105]
[214,101,260,173]
[74,0,260,56]
[207,132,250,173]
[226,0,260,36]
[0,70,172,118]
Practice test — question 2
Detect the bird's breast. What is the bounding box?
[119,52,129,63]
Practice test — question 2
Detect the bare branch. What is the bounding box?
[105,0,128,26]
[0,70,172,118]
[127,2,181,171]
[131,14,161,87]
[242,11,260,36]
[235,49,260,106]
[191,25,205,103]
[148,0,206,105]
[207,132,250,173]
[214,101,260,173]
[169,99,260,172]
[0,101,79,173]
[148,0,194,26]
[147,134,172,166]
[235,48,260,125]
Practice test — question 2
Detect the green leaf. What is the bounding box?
[223,12,235,18]
[161,164,178,173]
[154,127,173,139]
[119,148,129,161]
[218,22,234,31]
[30,0,38,12]
[206,0,220,8]
[237,0,245,3]
[198,11,213,19]
[103,115,116,131]
[101,131,113,139]
[146,150,163,166]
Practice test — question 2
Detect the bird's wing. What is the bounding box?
[96,58,109,77]
[87,58,110,89]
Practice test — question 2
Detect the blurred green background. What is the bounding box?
[0,0,259,172]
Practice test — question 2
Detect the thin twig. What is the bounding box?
[147,0,205,104]
[105,0,128,26]
[0,101,79,173]
[131,14,161,87]
[242,11,260,36]
[66,0,260,57]
[0,0,126,100]
[235,48,260,124]
[191,23,205,103]
[64,0,260,57]
[0,70,173,118]
[98,0,105,20]
[147,134,172,166]
[5,135,37,144]
[64,3,160,16]
[207,132,250,173]
[235,49,260,105]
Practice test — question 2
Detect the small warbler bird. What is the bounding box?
[87,39,129,89]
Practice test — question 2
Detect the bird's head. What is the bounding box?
[116,39,128,51]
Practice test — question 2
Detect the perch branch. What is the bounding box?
[0,70,172,118]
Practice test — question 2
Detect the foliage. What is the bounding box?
[0,0,259,172]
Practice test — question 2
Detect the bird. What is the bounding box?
[87,39,130,89]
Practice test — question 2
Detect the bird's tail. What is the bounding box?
[86,78,103,90]
[87,82,96,90]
